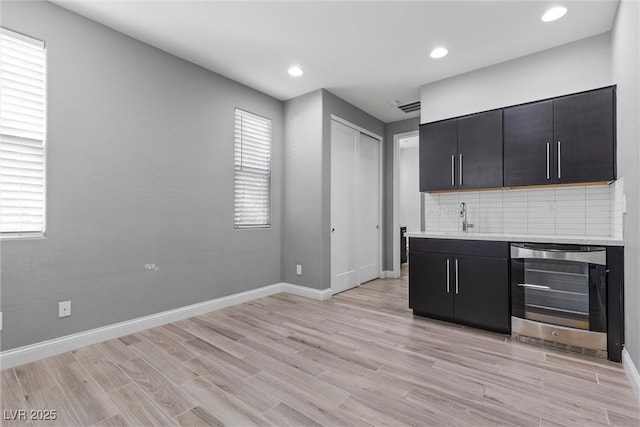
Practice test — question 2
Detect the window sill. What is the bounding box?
[0,233,46,241]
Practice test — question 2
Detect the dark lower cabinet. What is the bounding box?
[409,239,510,334]
[409,251,453,318]
[454,255,509,333]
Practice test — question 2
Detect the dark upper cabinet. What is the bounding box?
[503,86,616,187]
[504,100,554,187]
[419,110,503,191]
[457,110,504,189]
[419,119,457,191]
[554,87,615,184]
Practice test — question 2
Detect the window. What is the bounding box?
[234,108,271,229]
[0,28,46,237]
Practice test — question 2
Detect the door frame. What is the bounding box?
[330,115,384,292]
[392,129,420,278]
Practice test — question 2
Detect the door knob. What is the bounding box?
[331,228,335,232]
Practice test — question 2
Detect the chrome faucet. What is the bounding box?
[460,202,474,232]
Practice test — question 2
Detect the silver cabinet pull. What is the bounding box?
[451,155,455,186]
[557,141,561,179]
[546,142,550,180]
[446,259,450,293]
[455,259,459,294]
[459,154,463,186]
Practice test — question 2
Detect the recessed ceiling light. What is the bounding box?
[288,66,303,77]
[430,47,448,59]
[542,6,567,22]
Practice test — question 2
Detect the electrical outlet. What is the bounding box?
[58,301,71,318]
[296,264,302,275]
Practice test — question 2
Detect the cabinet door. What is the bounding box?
[457,110,503,189]
[419,120,457,191]
[504,100,554,187]
[409,251,453,319]
[453,255,510,333]
[554,87,615,184]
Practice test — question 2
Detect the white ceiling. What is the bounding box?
[52,0,619,123]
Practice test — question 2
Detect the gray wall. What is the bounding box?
[0,1,284,351]
[612,0,640,375]
[421,33,612,123]
[383,117,419,269]
[281,90,323,288]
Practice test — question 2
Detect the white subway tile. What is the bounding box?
[439,193,459,204]
[527,188,556,202]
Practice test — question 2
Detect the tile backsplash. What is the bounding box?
[424,179,624,239]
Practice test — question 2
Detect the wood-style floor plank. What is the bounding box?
[129,340,198,386]
[107,383,178,427]
[174,405,224,427]
[41,352,76,371]
[95,339,137,364]
[117,334,142,347]
[1,369,31,427]
[136,327,198,362]
[183,356,279,413]
[90,413,130,427]
[24,385,80,427]
[116,358,196,418]
[183,337,259,379]
[263,402,323,427]
[13,361,54,395]
[180,377,267,426]
[1,265,638,426]
[50,362,119,425]
[72,345,131,392]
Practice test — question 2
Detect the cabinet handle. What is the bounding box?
[451,155,455,186]
[455,259,459,294]
[459,154,463,186]
[557,141,561,179]
[446,259,450,293]
[546,142,550,180]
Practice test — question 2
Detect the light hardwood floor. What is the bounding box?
[2,267,639,426]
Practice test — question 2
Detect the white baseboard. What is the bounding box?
[382,270,400,279]
[622,348,640,402]
[279,282,332,301]
[0,282,330,370]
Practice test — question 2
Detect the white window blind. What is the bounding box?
[234,108,271,229]
[0,28,46,237]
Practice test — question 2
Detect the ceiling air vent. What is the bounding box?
[398,101,420,113]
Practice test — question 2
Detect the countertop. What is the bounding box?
[404,231,624,246]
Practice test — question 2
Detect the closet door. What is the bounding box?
[356,133,380,284]
[331,121,358,294]
[331,120,381,294]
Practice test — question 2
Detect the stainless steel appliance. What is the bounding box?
[510,243,608,358]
